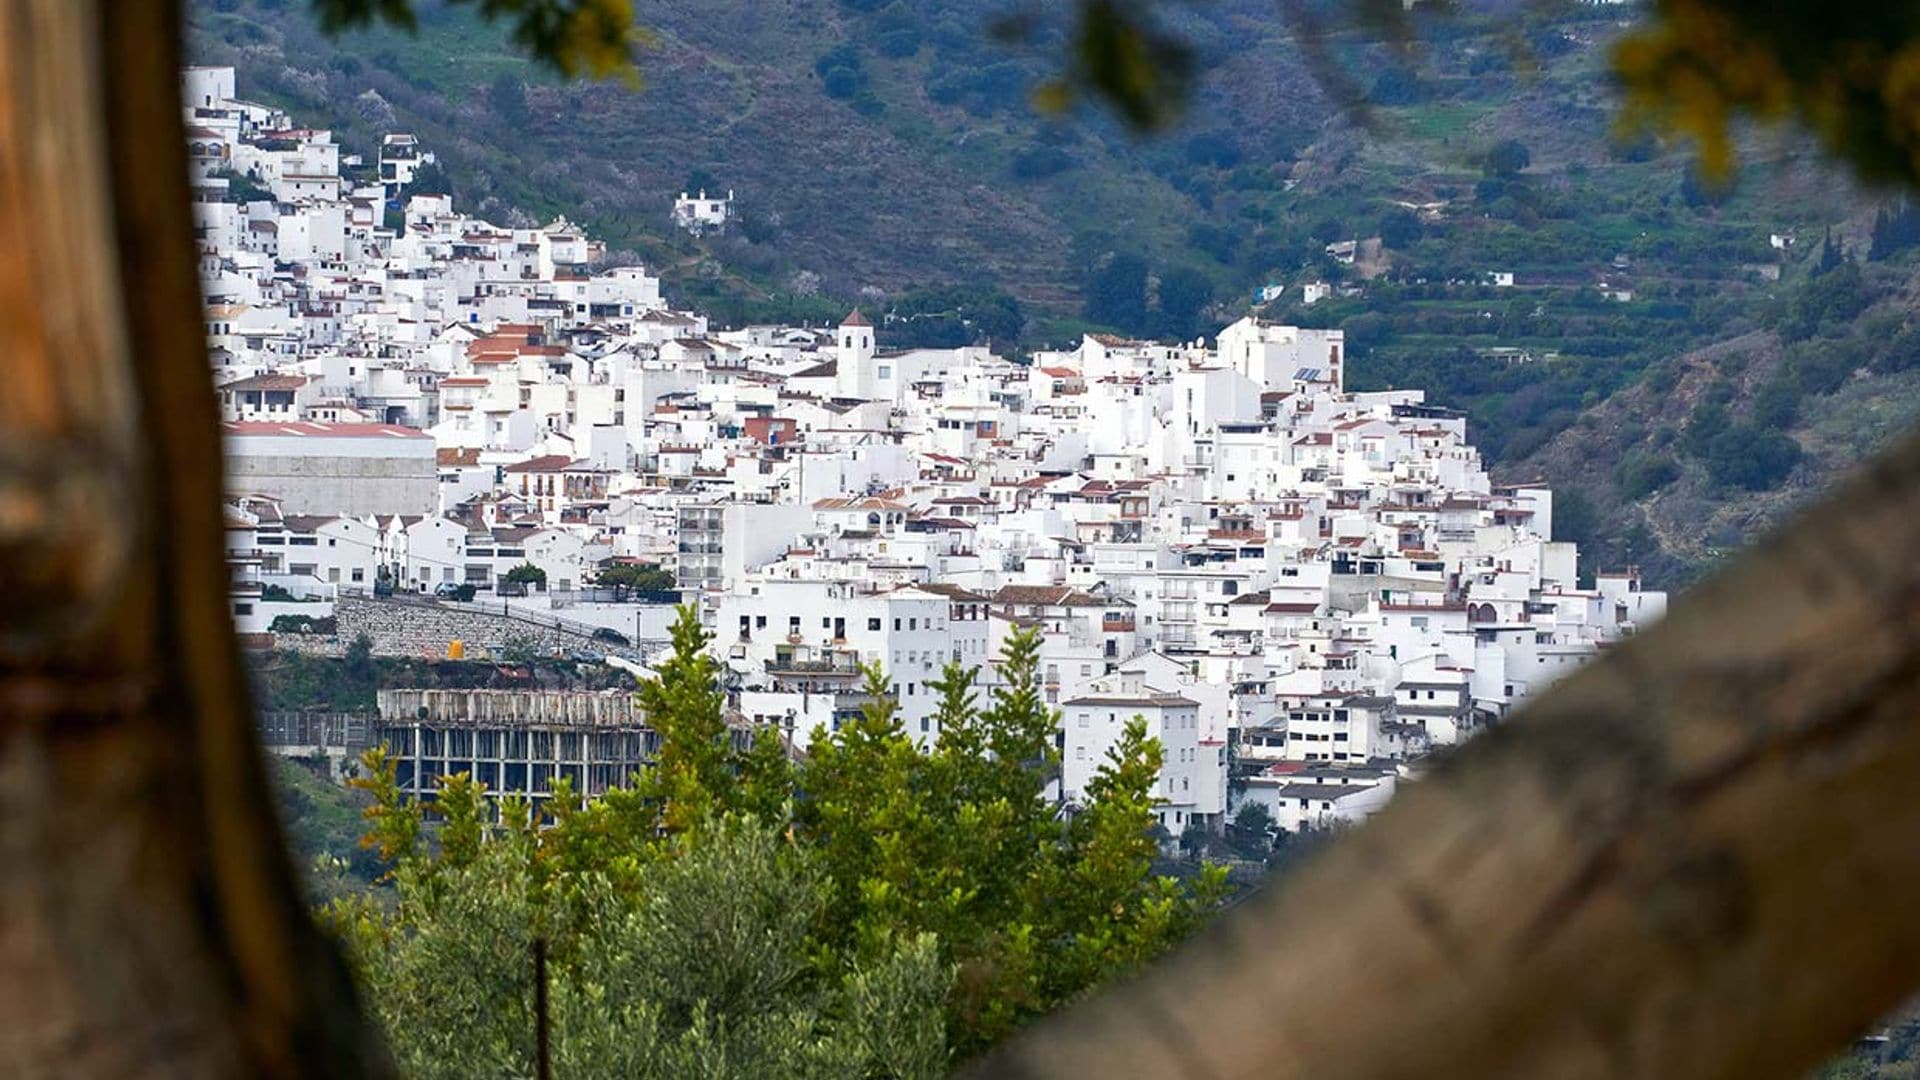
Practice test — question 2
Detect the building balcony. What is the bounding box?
[766,656,862,676]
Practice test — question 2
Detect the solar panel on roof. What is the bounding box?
[1294,367,1321,382]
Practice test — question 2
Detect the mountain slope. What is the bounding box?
[189,2,1732,316]
[1503,253,1920,585]
[189,0,1322,308]
[188,1,1920,586]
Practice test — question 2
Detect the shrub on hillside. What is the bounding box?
[1705,425,1801,491]
[1614,452,1681,500]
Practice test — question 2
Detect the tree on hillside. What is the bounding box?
[1369,67,1424,106]
[1377,206,1423,249]
[1482,138,1531,179]
[407,158,452,197]
[1816,225,1846,274]
[488,72,529,128]
[1870,202,1920,261]
[1083,252,1150,331]
[1154,267,1213,339]
[1704,425,1802,492]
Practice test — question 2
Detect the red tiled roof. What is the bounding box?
[502,454,574,473]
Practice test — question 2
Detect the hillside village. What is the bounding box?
[188,65,1666,840]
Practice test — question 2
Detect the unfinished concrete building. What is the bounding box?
[374,688,659,802]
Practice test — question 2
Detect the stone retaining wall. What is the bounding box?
[277,596,607,660]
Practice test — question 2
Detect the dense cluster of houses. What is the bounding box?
[189,66,1665,837]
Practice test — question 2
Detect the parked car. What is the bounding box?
[434,582,476,602]
[590,626,631,646]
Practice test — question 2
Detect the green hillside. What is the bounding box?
[191,2,1798,323]
[188,1,1914,585]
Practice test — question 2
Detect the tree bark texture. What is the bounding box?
[0,1,387,1074]
[975,430,1920,1078]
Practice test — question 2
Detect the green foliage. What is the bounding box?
[1037,715,1205,995]
[268,613,338,635]
[1869,327,1920,376]
[1704,424,1802,491]
[345,632,375,674]
[876,26,922,59]
[1011,144,1077,181]
[1231,800,1273,840]
[1034,0,1196,131]
[330,622,1229,1069]
[1751,372,1803,429]
[1082,251,1148,329]
[1615,0,1920,187]
[1614,451,1680,500]
[788,626,1224,1052]
[1483,138,1530,179]
[814,43,869,101]
[488,71,530,126]
[348,744,421,866]
[1816,227,1846,275]
[311,0,646,82]
[1870,202,1920,261]
[1679,165,1732,209]
[1081,252,1217,338]
[1154,266,1212,340]
[1681,397,1730,459]
[1377,206,1423,250]
[326,811,950,1079]
[636,604,734,833]
[882,284,1026,348]
[1814,1006,1920,1079]
[597,562,676,593]
[270,757,384,895]
[407,157,453,196]
[1370,66,1425,106]
[1182,130,1240,170]
[208,166,271,203]
[503,561,548,587]
[1777,262,1875,342]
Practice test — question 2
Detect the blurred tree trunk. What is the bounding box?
[0,1,387,1074]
